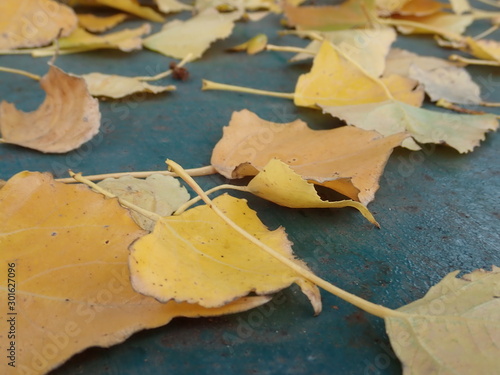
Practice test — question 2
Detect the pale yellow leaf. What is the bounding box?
[130,193,322,314]
[0,65,100,153]
[77,13,128,33]
[155,0,192,13]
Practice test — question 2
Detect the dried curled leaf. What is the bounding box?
[0,0,77,49]
[321,100,498,153]
[97,174,190,231]
[247,159,379,226]
[211,109,407,204]
[77,13,129,33]
[386,266,500,374]
[294,41,424,109]
[82,72,176,99]
[0,65,100,153]
[130,193,322,315]
[0,171,270,375]
[144,8,241,59]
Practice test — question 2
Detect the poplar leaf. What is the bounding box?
[0,171,270,375]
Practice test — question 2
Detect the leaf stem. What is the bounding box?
[70,171,162,222]
[0,66,41,81]
[202,80,295,99]
[449,54,500,66]
[472,25,499,40]
[266,44,316,55]
[137,53,193,81]
[167,159,402,319]
[56,166,217,183]
[277,30,324,41]
[174,184,250,215]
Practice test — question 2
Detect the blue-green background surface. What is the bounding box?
[0,1,499,374]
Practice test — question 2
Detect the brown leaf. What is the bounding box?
[0,65,100,153]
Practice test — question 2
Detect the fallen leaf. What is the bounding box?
[211,109,408,204]
[384,48,482,104]
[0,0,77,50]
[290,27,397,77]
[376,0,411,15]
[391,12,473,35]
[143,8,241,59]
[227,34,268,55]
[466,37,500,63]
[0,65,100,153]
[0,171,270,375]
[385,266,500,374]
[246,159,379,226]
[130,193,322,314]
[155,0,192,13]
[392,0,445,16]
[82,72,176,99]
[283,0,375,31]
[294,41,424,109]
[77,13,129,33]
[321,100,498,153]
[97,174,190,231]
[449,0,471,14]
[70,0,164,22]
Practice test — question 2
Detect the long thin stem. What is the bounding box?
[474,0,500,7]
[57,165,217,183]
[449,54,500,66]
[167,159,402,319]
[174,184,250,215]
[136,53,193,81]
[379,18,464,42]
[266,44,316,55]
[202,80,295,99]
[70,171,161,222]
[472,25,499,40]
[0,66,41,80]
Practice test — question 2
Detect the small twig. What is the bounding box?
[436,99,500,118]
[202,79,295,99]
[266,44,316,55]
[0,66,41,81]
[449,54,500,66]
[472,25,499,40]
[137,53,193,81]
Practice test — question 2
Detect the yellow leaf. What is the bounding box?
[155,0,193,13]
[0,0,77,50]
[0,171,270,375]
[392,12,473,35]
[466,37,500,63]
[376,0,411,15]
[386,267,500,374]
[0,65,100,153]
[130,193,322,314]
[144,8,241,59]
[97,174,190,230]
[211,109,408,204]
[227,34,268,55]
[82,72,176,99]
[294,41,424,109]
[247,159,379,226]
[392,0,445,16]
[283,0,375,31]
[77,13,129,33]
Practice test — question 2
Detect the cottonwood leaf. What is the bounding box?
[385,266,500,374]
[77,13,129,33]
[130,193,322,315]
[283,0,375,31]
[321,100,498,153]
[0,172,270,375]
[246,159,379,226]
[211,109,408,205]
[0,0,77,50]
[82,72,176,99]
[291,27,396,77]
[97,174,190,231]
[69,0,164,22]
[155,0,193,13]
[392,12,473,35]
[0,65,100,153]
[143,8,241,59]
[384,48,482,104]
[294,41,424,109]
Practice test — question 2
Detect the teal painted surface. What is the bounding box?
[0,4,499,375]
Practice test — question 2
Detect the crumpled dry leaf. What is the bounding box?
[130,193,322,315]
[294,41,424,109]
[97,174,190,231]
[384,48,482,104]
[70,0,164,22]
[283,0,375,31]
[321,100,498,153]
[0,171,270,375]
[247,159,379,226]
[77,13,128,33]
[385,266,500,374]
[0,0,77,50]
[144,8,241,59]
[32,24,151,57]
[155,0,193,13]
[82,72,176,99]
[211,109,408,204]
[466,37,500,63]
[0,65,100,153]
[291,27,396,77]
[392,12,473,35]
